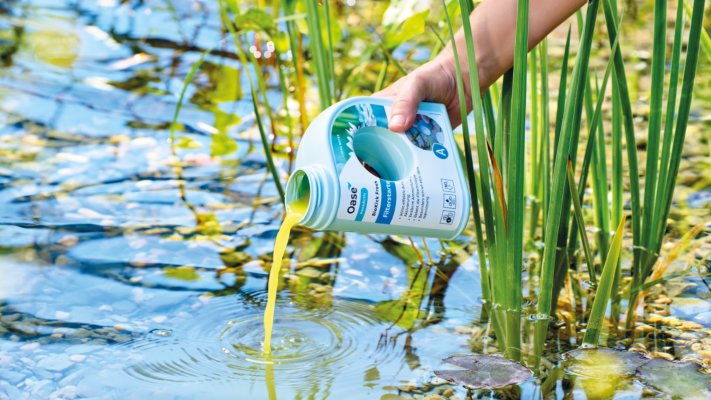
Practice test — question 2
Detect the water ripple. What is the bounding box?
[122,291,391,386]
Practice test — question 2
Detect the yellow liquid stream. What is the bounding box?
[262,202,306,356]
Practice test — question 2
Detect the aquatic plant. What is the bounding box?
[171,0,707,368]
[438,0,706,362]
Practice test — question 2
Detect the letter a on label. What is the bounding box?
[433,143,448,159]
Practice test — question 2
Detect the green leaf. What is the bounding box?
[383,9,428,49]
[583,217,625,346]
[210,64,242,103]
[567,158,597,285]
[196,212,221,236]
[235,8,275,32]
[164,266,200,281]
[271,30,290,54]
[212,109,241,136]
[210,131,238,156]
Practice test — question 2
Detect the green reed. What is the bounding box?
[623,0,705,329]
[583,217,625,345]
[535,0,600,357]
[440,0,705,361]
[218,0,285,202]
[441,0,531,360]
[304,0,336,109]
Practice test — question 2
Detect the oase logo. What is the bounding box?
[346,183,358,214]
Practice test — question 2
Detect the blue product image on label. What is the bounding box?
[355,188,368,221]
[375,180,396,224]
[433,143,449,159]
[405,114,444,150]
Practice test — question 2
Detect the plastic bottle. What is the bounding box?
[285,97,470,239]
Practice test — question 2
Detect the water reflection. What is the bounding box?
[25,29,79,68]
[0,0,476,392]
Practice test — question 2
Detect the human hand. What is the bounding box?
[373,58,468,132]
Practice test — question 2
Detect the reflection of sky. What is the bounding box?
[0,2,485,397]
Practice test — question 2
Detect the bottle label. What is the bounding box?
[329,101,466,230]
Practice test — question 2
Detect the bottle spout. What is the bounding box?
[285,169,311,218]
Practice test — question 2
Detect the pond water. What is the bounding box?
[0,1,709,399]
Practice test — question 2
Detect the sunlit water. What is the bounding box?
[0,2,486,397]
[0,1,709,399]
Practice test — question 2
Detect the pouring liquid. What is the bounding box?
[263,199,307,356]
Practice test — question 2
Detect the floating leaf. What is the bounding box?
[563,348,647,377]
[380,237,421,265]
[563,348,646,399]
[210,131,238,157]
[25,29,80,68]
[434,354,532,389]
[637,358,711,399]
[164,266,200,281]
[196,212,221,236]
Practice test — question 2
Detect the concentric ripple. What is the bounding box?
[123,291,389,386]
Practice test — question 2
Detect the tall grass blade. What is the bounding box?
[536,0,600,353]
[683,0,711,63]
[602,0,642,288]
[583,218,625,346]
[566,25,619,270]
[639,0,668,270]
[539,40,551,227]
[567,159,597,285]
[553,28,571,153]
[625,0,705,329]
[655,0,684,224]
[648,0,705,277]
[304,0,334,109]
[503,0,530,360]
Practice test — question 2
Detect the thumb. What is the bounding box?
[388,73,427,132]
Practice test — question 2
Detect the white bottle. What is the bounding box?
[285,97,470,239]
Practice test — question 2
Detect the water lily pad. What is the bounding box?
[563,348,647,376]
[434,355,532,389]
[637,358,711,399]
[562,348,645,399]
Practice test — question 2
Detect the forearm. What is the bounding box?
[436,0,587,94]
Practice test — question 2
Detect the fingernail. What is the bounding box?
[390,114,405,128]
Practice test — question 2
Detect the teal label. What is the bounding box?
[375,180,396,224]
[355,188,368,221]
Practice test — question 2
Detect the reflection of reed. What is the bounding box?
[288,231,345,309]
[374,237,469,358]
